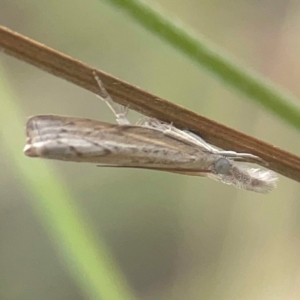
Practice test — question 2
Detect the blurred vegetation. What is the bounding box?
[1,1,300,300]
[102,0,300,130]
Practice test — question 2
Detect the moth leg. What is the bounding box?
[163,124,216,151]
[183,130,264,163]
[182,130,216,151]
[137,117,165,128]
[93,71,131,125]
[214,150,265,163]
[139,119,264,163]
[139,118,214,151]
[136,116,150,126]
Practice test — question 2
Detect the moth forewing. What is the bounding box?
[24,115,221,170]
[24,114,278,193]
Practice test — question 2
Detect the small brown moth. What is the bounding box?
[24,72,278,193]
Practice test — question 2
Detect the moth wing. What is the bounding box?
[96,164,208,177]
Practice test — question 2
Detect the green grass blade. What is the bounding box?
[100,0,300,130]
[0,65,135,300]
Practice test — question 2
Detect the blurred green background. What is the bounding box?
[1,0,300,299]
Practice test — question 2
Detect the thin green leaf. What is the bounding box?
[100,0,300,130]
[0,64,135,300]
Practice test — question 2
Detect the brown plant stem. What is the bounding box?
[0,25,299,182]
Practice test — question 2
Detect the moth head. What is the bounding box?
[213,157,231,174]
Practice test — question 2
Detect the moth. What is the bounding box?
[24,73,278,193]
